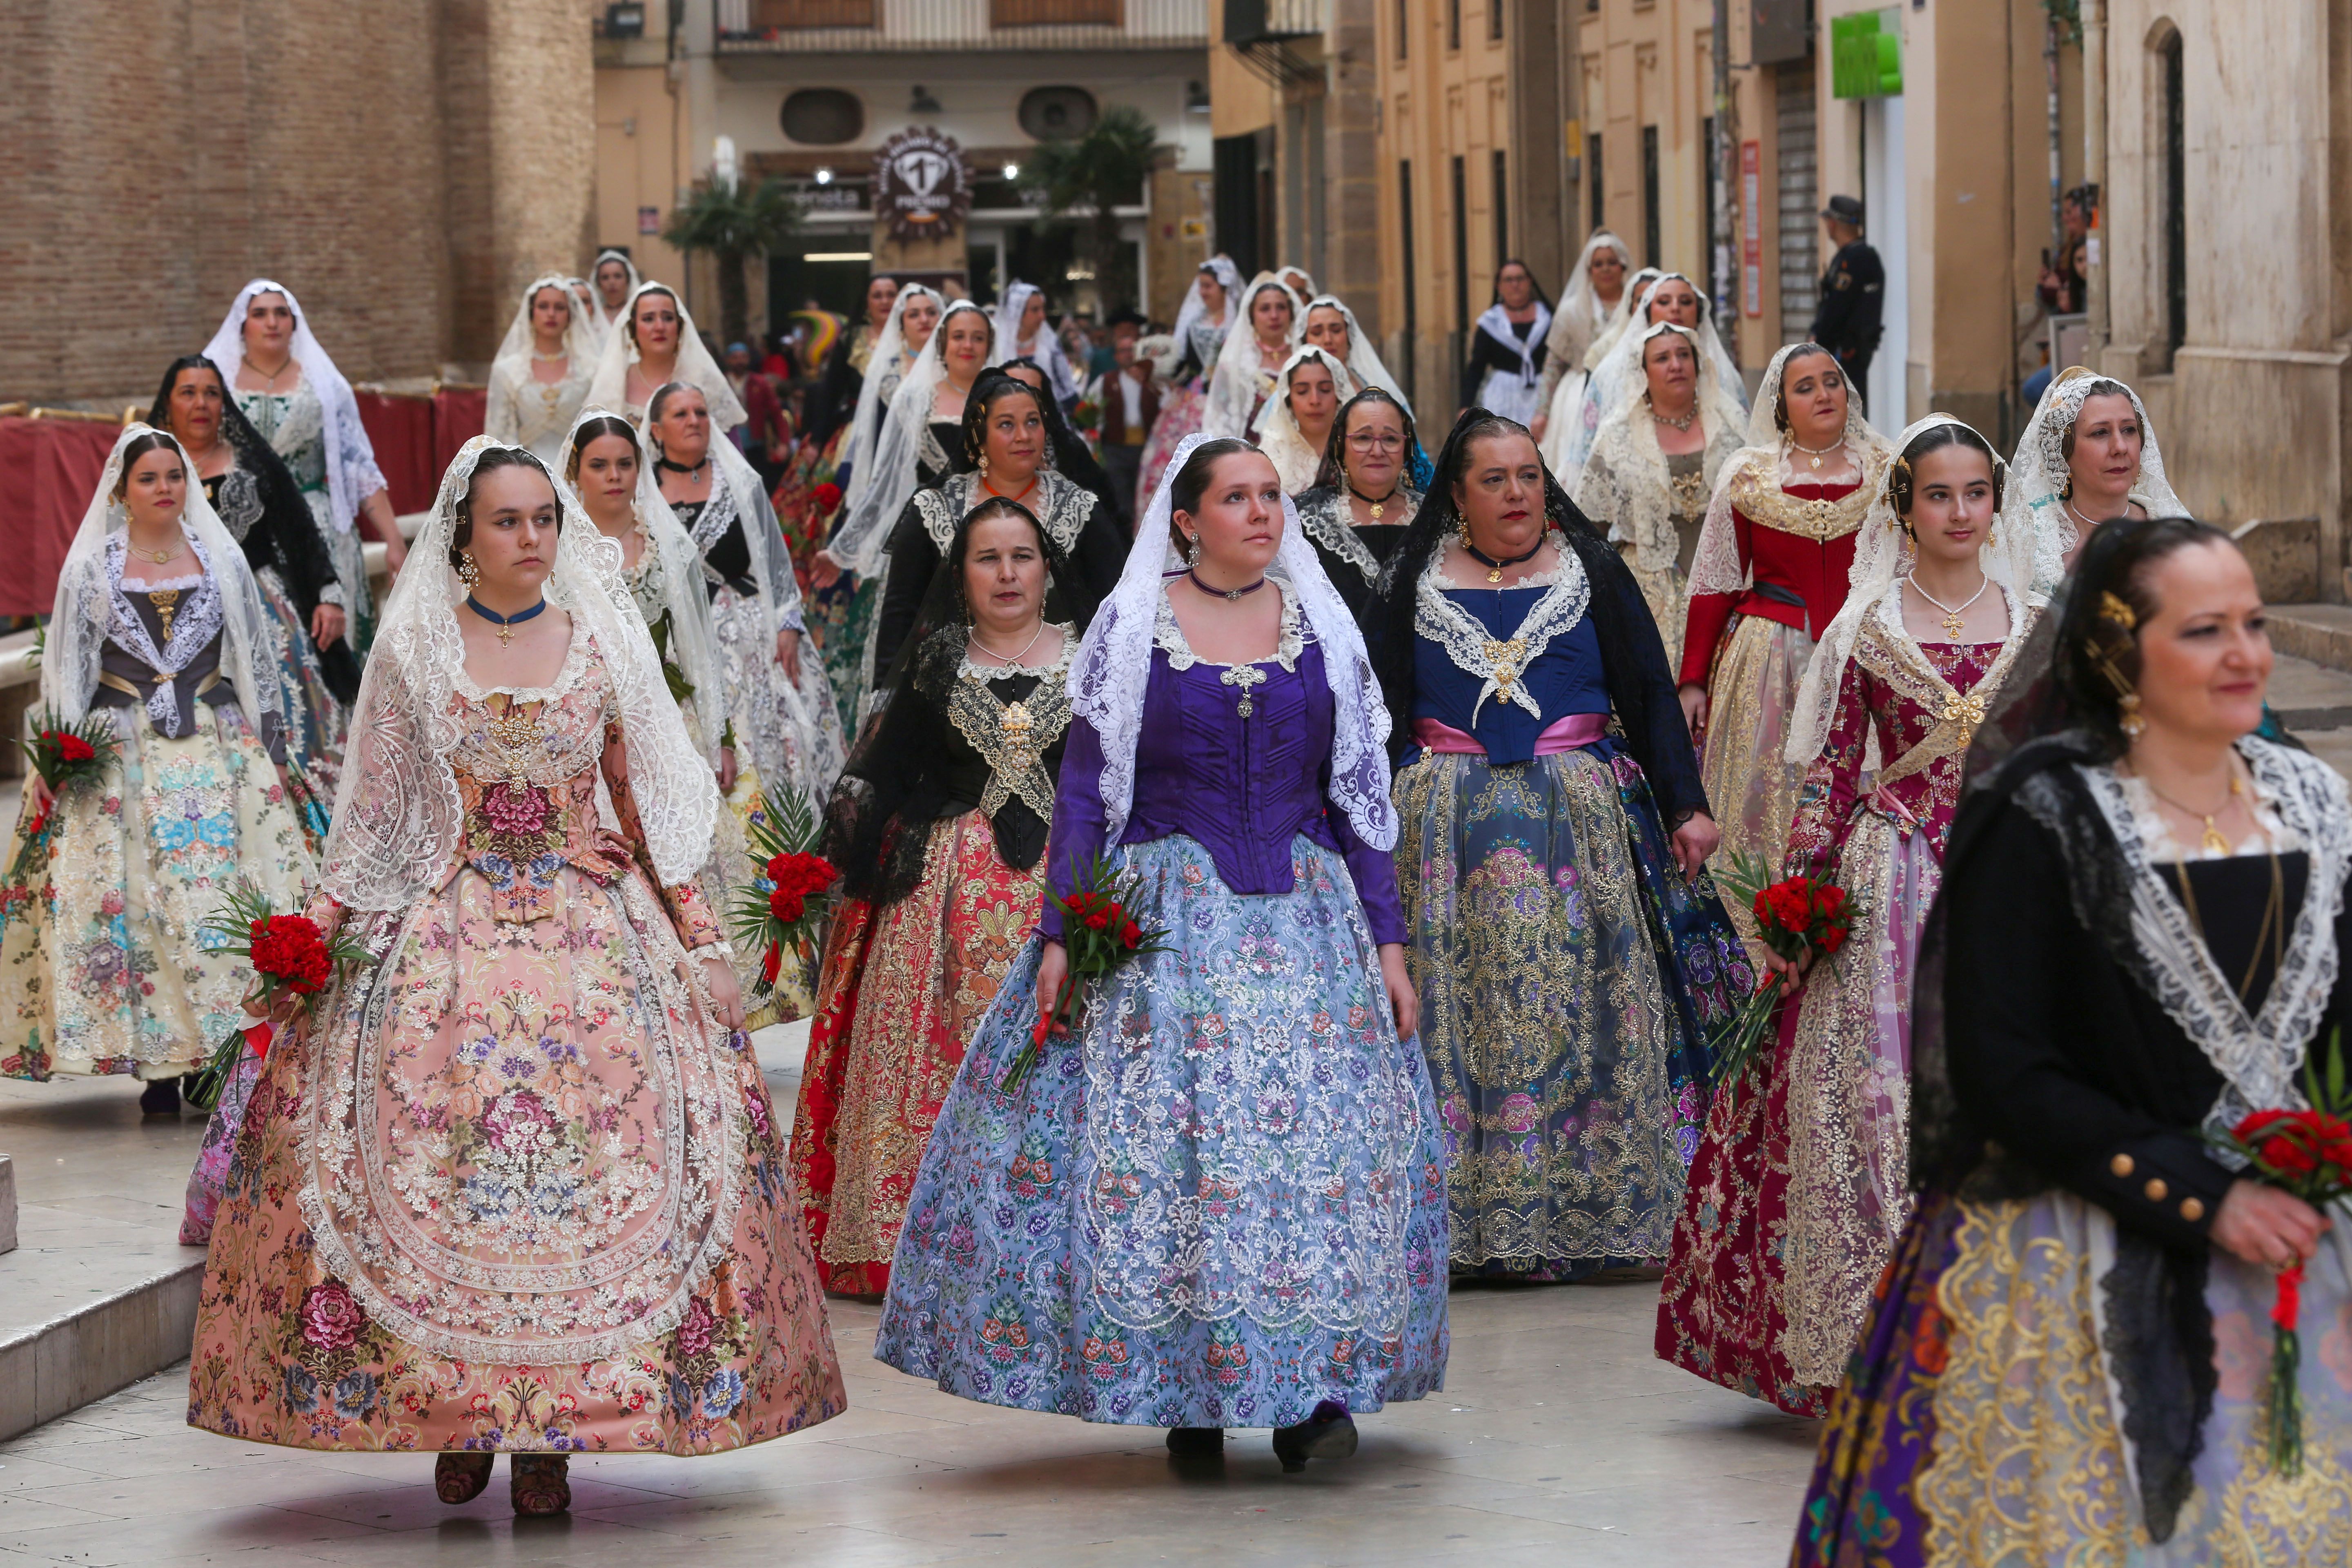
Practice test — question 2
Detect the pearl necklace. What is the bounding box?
[1906,572,1991,641]
[1789,434,1843,472]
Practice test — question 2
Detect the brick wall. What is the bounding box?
[0,0,594,403]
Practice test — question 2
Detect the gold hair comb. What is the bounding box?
[2098,590,2137,632]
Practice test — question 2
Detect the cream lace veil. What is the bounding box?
[844,283,944,499]
[554,408,726,768]
[585,280,748,432]
[1294,294,1410,419]
[1172,256,1243,353]
[992,282,1079,403]
[1572,321,1747,575]
[2002,368,2186,599]
[588,248,643,337]
[320,436,717,911]
[494,272,599,365]
[1686,341,1895,600]
[1251,345,1359,496]
[49,425,284,740]
[1072,431,1395,851]
[1557,271,1746,483]
[1202,274,1306,439]
[1783,413,2027,766]
[200,278,386,536]
[826,298,995,577]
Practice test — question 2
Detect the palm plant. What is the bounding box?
[663,177,802,345]
[1020,107,1165,313]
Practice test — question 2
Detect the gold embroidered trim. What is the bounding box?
[1722,445,1889,542]
[946,667,1071,820]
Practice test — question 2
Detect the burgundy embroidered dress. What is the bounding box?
[1657,583,2032,1416]
[186,629,846,1453]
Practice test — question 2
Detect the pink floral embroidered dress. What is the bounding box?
[187,627,845,1453]
[1658,581,2031,1415]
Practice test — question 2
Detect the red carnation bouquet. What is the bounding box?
[2206,1030,2352,1477]
[727,786,841,1001]
[9,709,122,883]
[184,882,370,1110]
[1704,848,1853,1100]
[997,853,1173,1094]
[811,481,844,517]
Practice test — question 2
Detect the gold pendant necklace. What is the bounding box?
[2146,773,2247,858]
[128,541,184,566]
[1790,435,1842,472]
[1349,484,1400,523]
[1907,572,1990,641]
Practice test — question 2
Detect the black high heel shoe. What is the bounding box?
[1271,1401,1356,1473]
[139,1077,181,1115]
[1166,1426,1225,1461]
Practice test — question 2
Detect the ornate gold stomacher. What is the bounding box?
[947,670,1071,819]
[1722,444,1890,543]
[1855,592,2033,794]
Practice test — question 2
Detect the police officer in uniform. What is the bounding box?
[1808,194,1884,411]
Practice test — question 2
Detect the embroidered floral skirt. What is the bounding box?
[253,563,345,844]
[0,707,312,1081]
[874,832,1450,1428]
[711,583,846,815]
[185,862,846,1453]
[301,490,374,654]
[1393,739,1748,1281]
[804,573,880,738]
[1658,815,1932,1415]
[1619,551,1689,674]
[1137,383,1205,512]
[1794,1188,2352,1565]
[791,811,1043,1296]
[1699,614,1819,945]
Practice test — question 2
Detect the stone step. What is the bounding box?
[2268,604,2352,675]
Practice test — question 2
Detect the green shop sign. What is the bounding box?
[1831,9,1903,99]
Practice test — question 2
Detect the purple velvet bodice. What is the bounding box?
[1042,639,1406,946]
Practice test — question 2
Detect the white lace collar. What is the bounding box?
[105,532,225,737]
[1413,532,1591,724]
[959,623,1075,683]
[452,616,594,704]
[1154,578,1305,672]
[917,470,1097,556]
[1295,488,1420,588]
[2079,736,2352,1137]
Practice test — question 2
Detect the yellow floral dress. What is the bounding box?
[186,630,845,1452]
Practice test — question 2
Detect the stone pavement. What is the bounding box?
[0,1281,1819,1568]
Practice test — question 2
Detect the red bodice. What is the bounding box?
[1679,480,1867,689]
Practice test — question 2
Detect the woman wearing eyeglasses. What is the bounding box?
[1292,389,1423,622]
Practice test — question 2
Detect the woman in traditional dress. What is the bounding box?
[803,284,944,731]
[1794,515,2352,1565]
[993,282,1080,407]
[1675,342,1895,885]
[1531,230,1633,448]
[1659,417,2036,1417]
[2005,366,2186,599]
[149,356,358,833]
[1573,322,1747,669]
[872,369,1128,676]
[586,281,747,432]
[792,495,1094,1296]
[0,428,311,1113]
[484,274,597,466]
[1554,271,1742,488]
[1459,259,1551,426]
[1537,263,1658,476]
[1294,388,1423,619]
[1139,256,1241,501]
[554,408,764,997]
[996,356,1126,524]
[1278,265,1319,305]
[202,281,409,649]
[184,437,845,1512]
[875,434,1448,1469]
[1371,411,1744,1282]
[1295,292,1429,489]
[818,299,995,664]
[588,247,642,343]
[1251,345,1356,497]
[647,383,846,939]
[1200,273,1303,439]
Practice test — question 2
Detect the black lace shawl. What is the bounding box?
[1364,408,1709,828]
[822,499,1097,908]
[147,356,360,702]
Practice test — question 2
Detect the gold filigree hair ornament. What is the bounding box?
[2090,590,2145,736]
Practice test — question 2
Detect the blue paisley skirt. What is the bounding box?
[874,832,1451,1428]
[1394,737,1749,1281]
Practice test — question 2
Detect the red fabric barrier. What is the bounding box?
[353,391,437,515]
[352,388,487,515]
[0,416,122,617]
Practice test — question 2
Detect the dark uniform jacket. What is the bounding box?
[1808,239,1885,360]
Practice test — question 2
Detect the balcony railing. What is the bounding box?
[717,0,1207,50]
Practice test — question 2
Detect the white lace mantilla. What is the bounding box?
[1295,488,1417,591]
[678,475,738,572]
[1412,532,1590,725]
[107,535,226,737]
[915,470,1097,557]
[2080,737,2352,1140]
[211,466,265,542]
